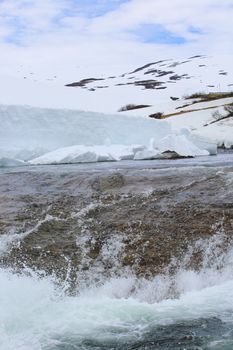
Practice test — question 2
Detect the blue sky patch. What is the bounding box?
[1,15,25,45]
[188,26,203,35]
[66,0,128,18]
[133,24,187,45]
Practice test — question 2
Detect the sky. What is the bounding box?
[0,0,232,110]
[0,0,232,73]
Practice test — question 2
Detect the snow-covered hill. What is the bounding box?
[0,55,232,115]
[65,55,233,115]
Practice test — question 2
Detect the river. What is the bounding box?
[1,153,233,349]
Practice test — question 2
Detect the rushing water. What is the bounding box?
[1,157,233,350]
[1,228,233,350]
[1,263,233,350]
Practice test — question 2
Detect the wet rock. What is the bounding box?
[161,150,193,159]
[90,173,125,192]
[0,163,233,289]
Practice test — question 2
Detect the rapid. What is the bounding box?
[1,157,233,350]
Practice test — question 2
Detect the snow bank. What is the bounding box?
[194,121,233,149]
[0,105,218,166]
[167,104,232,150]
[0,105,170,160]
[0,157,27,168]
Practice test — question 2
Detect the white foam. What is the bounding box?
[0,264,233,350]
[0,214,58,256]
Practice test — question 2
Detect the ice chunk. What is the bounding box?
[156,134,209,157]
[134,149,160,160]
[188,134,217,155]
[179,128,217,155]
[29,144,144,165]
[30,145,114,164]
[109,145,145,160]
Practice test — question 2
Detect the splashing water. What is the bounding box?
[1,202,233,349]
[1,242,233,350]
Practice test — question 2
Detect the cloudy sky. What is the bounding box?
[0,0,232,75]
[0,0,232,111]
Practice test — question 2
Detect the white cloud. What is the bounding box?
[0,0,232,80]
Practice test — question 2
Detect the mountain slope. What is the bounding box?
[65,55,233,115]
[0,55,232,115]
